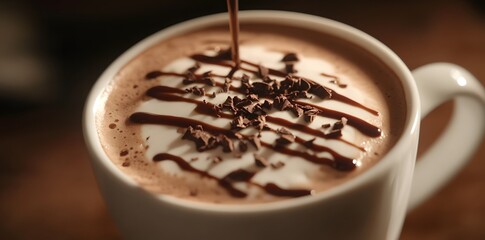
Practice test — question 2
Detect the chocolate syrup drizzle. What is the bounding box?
[129,16,383,198]
[190,53,379,116]
[145,86,380,139]
[130,112,357,171]
[154,153,312,198]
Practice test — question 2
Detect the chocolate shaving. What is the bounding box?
[211,104,222,117]
[251,115,267,131]
[231,116,251,130]
[277,127,293,136]
[203,76,216,86]
[232,96,243,106]
[262,100,272,110]
[222,96,236,112]
[332,117,348,131]
[182,125,218,151]
[240,74,251,93]
[185,86,205,96]
[309,84,332,99]
[279,76,295,92]
[270,161,285,169]
[273,94,293,111]
[297,78,312,92]
[218,135,234,153]
[181,126,237,152]
[242,103,266,117]
[274,76,318,100]
[254,154,269,168]
[238,141,248,152]
[223,77,232,92]
[247,94,259,102]
[303,109,320,123]
[275,127,295,146]
[235,98,252,108]
[290,105,304,117]
[271,79,281,92]
[251,82,273,96]
[324,117,348,139]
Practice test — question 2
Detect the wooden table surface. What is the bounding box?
[0,0,484,239]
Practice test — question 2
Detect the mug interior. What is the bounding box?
[83,10,420,213]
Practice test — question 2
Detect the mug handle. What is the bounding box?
[408,63,485,210]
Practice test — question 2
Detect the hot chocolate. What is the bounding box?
[96,23,406,204]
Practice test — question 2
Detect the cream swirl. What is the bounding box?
[130,45,383,199]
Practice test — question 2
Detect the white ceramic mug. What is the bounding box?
[83,11,485,240]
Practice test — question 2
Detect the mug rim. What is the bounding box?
[83,10,420,213]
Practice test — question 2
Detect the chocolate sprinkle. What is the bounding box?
[185,86,205,96]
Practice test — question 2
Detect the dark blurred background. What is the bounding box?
[0,0,484,239]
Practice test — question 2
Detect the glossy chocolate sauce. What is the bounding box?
[129,42,385,196]
[154,153,311,198]
[227,0,240,67]
[97,10,406,203]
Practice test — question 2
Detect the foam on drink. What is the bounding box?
[96,24,406,204]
